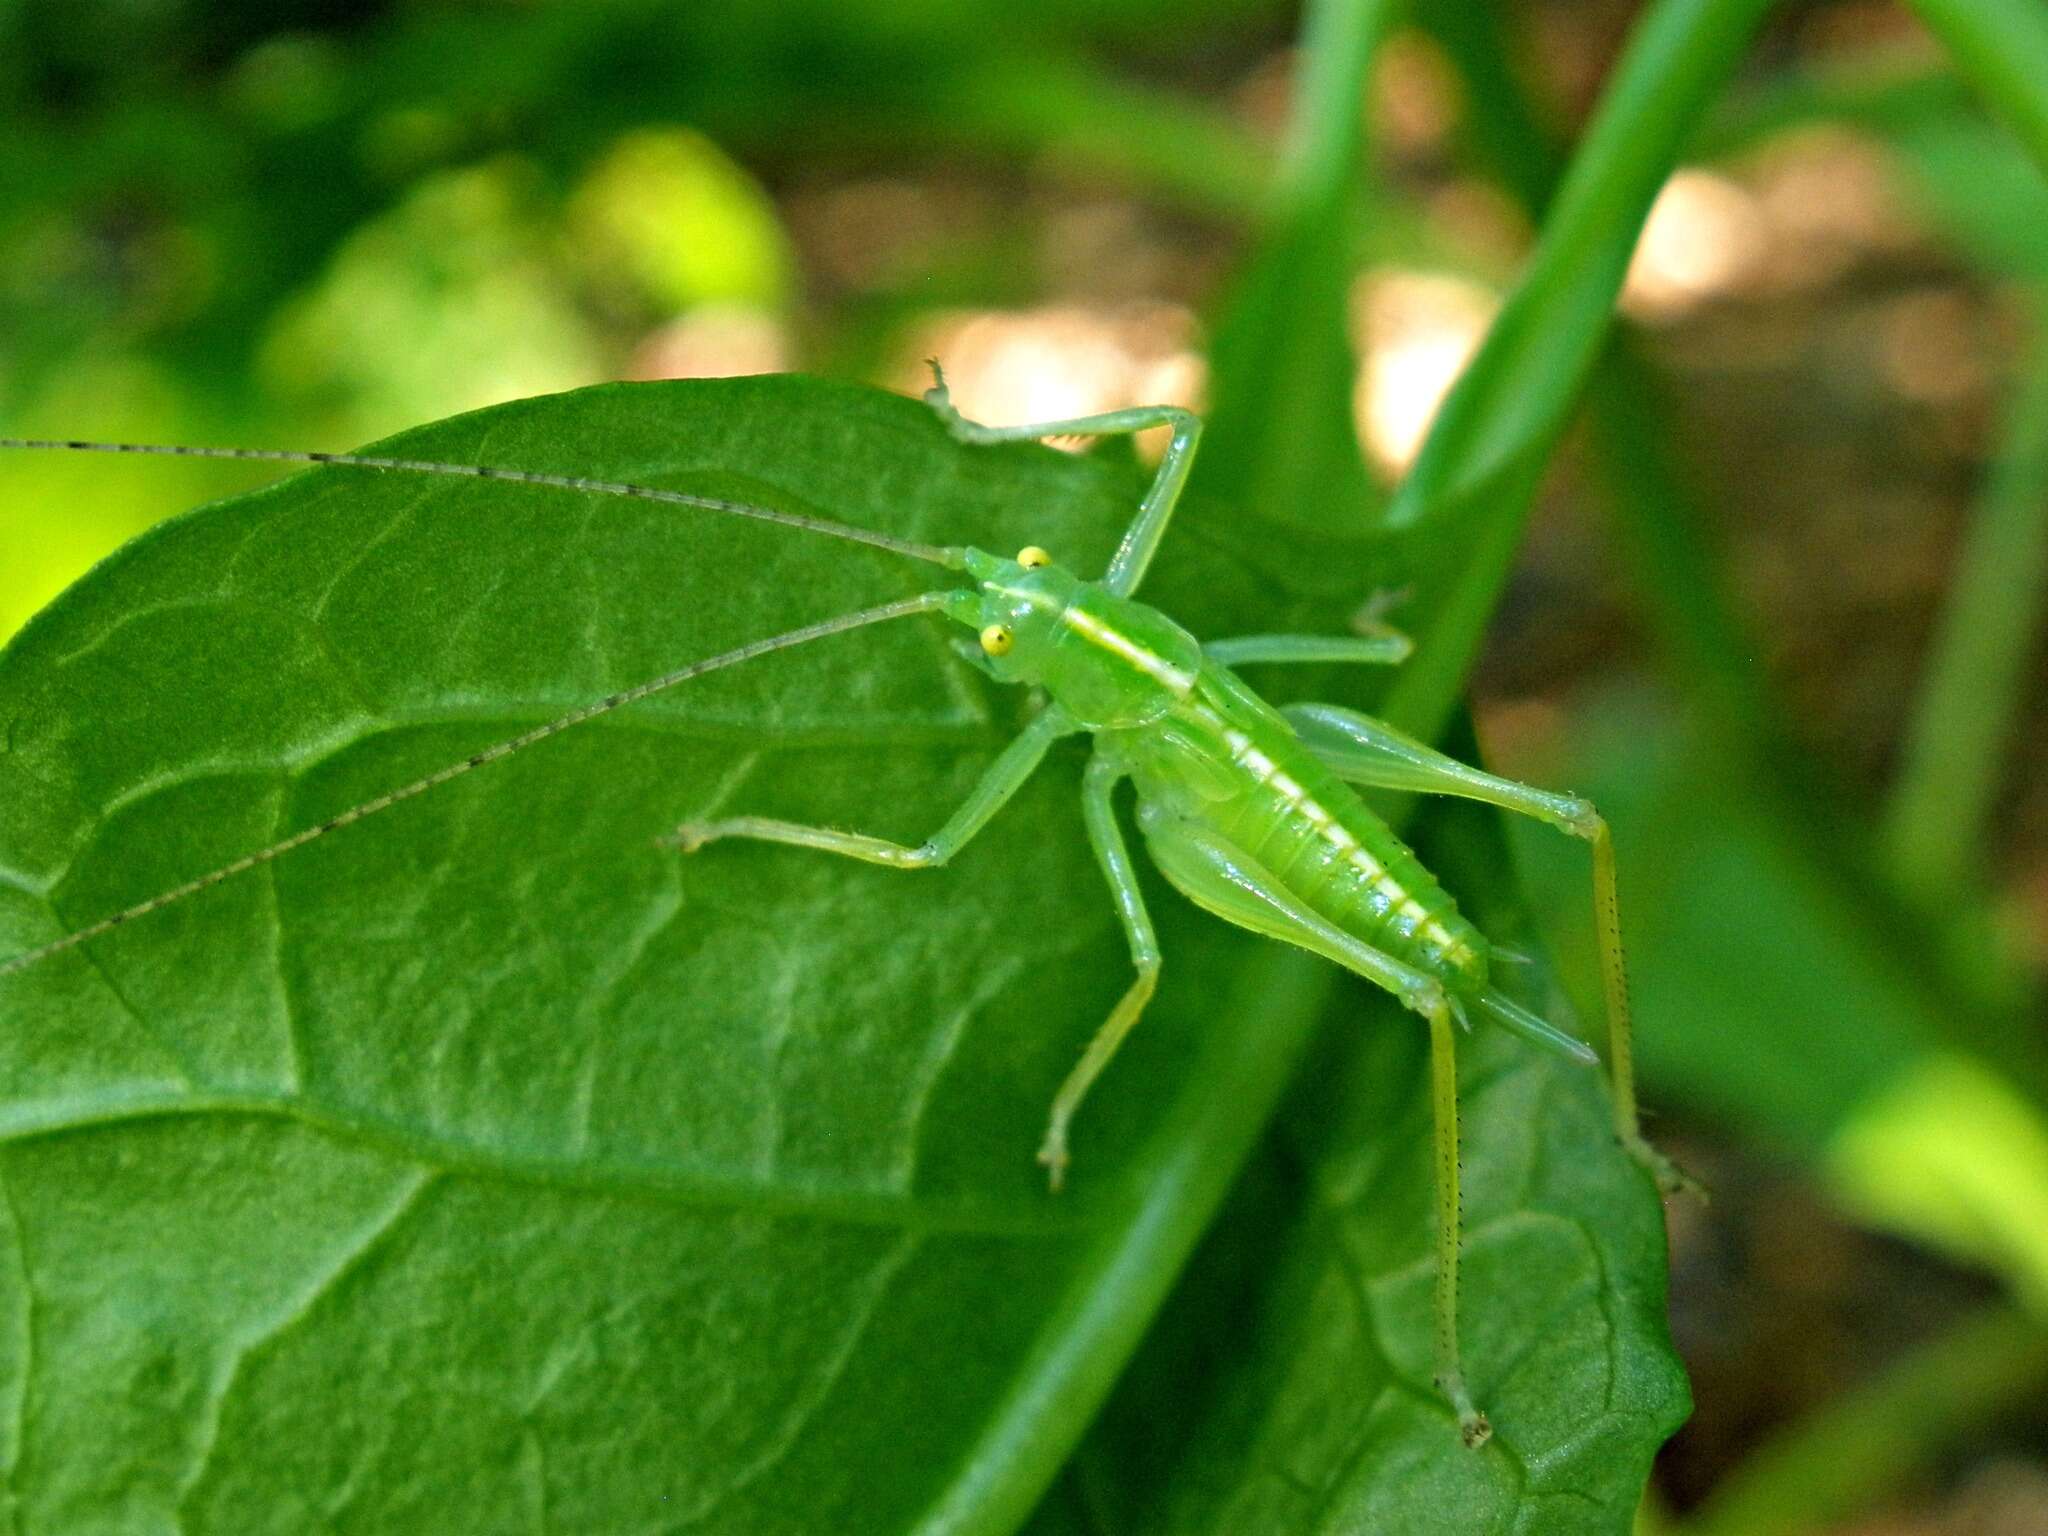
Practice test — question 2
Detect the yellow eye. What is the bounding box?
[979,624,1014,657]
[1016,545,1052,570]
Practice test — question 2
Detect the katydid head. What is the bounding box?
[956,545,1082,679]
[952,545,1202,728]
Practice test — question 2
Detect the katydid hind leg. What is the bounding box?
[1137,814,1491,1447]
[922,362,1199,597]
[1426,994,1491,1449]
[1284,701,1695,1196]
[1037,753,1162,1191]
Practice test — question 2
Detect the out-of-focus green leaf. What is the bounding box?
[938,58,1272,219]
[256,160,606,444]
[1883,319,2048,897]
[1196,0,1392,536]
[565,127,795,312]
[0,376,1681,1531]
[1828,1054,2048,1306]
[1905,0,2048,181]
[1378,0,1776,743]
[1514,701,1933,1156]
[1682,1302,2048,1536]
[1649,25,2048,924]
[1885,113,2048,281]
[1693,57,1971,162]
[1512,696,2048,1289]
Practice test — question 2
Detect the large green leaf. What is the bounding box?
[0,376,1679,1532]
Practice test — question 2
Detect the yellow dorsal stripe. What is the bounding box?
[1219,720,1468,958]
[1060,607,1195,693]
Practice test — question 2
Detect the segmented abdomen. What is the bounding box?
[1138,680,1488,988]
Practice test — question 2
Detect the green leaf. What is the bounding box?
[1053,1021,1687,1536]
[1,376,1680,1531]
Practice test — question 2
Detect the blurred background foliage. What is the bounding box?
[3,0,2047,1529]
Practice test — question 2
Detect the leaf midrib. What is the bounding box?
[0,1090,1107,1238]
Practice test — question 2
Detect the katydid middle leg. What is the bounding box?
[1284,701,1691,1195]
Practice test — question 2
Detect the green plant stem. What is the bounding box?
[1381,0,1776,741]
[1884,304,2048,899]
[1417,4,1794,773]
[1389,0,1775,526]
[1425,1,2048,1091]
[1279,0,1391,213]
[1906,0,2048,180]
[1197,0,1395,530]
[1681,1301,2048,1536]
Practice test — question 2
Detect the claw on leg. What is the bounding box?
[1623,1132,1705,1200]
[1436,1369,1493,1450]
[1036,1127,1070,1193]
[662,821,713,853]
[923,359,973,438]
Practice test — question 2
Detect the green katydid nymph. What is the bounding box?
[0,364,1686,1448]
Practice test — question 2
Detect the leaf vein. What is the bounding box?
[0,1094,1090,1237]
[172,1168,435,1523]
[0,1162,31,1536]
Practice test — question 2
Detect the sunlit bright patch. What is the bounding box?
[1621,168,1769,319]
[1352,270,1498,478]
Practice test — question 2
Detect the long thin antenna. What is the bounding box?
[0,437,967,569]
[0,591,960,980]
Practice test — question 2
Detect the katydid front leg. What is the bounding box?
[923,363,1200,596]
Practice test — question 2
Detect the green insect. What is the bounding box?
[0,366,1683,1448]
